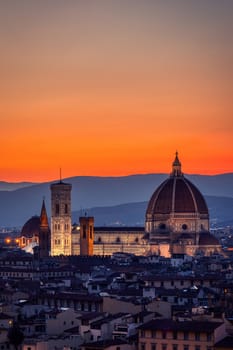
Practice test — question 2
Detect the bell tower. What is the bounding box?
[79,216,94,256]
[50,180,72,256]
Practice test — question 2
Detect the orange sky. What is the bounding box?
[1,1,233,182]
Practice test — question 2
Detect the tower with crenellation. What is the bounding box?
[50,180,72,256]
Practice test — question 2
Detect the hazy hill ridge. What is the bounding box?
[0,181,36,191]
[0,173,233,227]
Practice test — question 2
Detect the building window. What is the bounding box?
[183,345,189,350]
[195,332,200,341]
[56,204,59,215]
[83,225,86,239]
[162,331,166,339]
[140,343,145,350]
[207,333,212,341]
[159,223,166,230]
[65,204,68,214]
[90,225,93,239]
[173,331,177,340]
[195,346,200,350]
[151,343,156,350]
[116,237,121,243]
[184,332,189,340]
[141,330,145,337]
[151,330,156,338]
[172,345,178,350]
[162,345,167,350]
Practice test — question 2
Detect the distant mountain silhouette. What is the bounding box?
[0,181,36,191]
[72,196,233,228]
[0,173,233,227]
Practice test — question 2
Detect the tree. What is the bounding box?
[7,322,24,350]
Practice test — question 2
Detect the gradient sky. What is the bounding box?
[1,0,233,182]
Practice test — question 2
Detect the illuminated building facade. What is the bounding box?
[20,154,221,258]
[50,181,72,256]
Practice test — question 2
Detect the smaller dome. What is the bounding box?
[21,216,40,238]
[199,232,220,246]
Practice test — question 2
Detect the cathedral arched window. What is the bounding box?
[116,237,121,243]
[182,224,187,230]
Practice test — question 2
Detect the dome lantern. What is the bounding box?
[171,151,182,177]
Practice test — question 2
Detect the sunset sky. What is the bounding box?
[1,0,233,182]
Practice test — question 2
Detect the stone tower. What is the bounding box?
[50,181,72,256]
[79,216,94,256]
[39,199,50,258]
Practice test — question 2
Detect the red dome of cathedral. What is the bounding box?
[146,152,209,217]
[21,216,40,238]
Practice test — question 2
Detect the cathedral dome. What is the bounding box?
[146,153,208,216]
[21,216,40,238]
